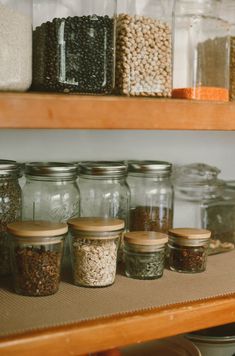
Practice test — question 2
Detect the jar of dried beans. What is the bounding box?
[127,161,174,233]
[168,228,211,273]
[8,221,68,296]
[32,0,116,94]
[124,231,168,280]
[68,217,124,287]
[0,160,22,276]
[116,0,172,97]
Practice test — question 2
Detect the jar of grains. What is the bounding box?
[68,217,124,287]
[0,160,22,276]
[168,228,211,274]
[32,0,116,94]
[127,161,174,233]
[8,221,67,296]
[115,0,172,97]
[0,0,32,91]
[172,0,230,101]
[124,231,168,280]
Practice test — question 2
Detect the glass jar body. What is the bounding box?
[32,0,116,94]
[0,0,32,91]
[116,0,172,97]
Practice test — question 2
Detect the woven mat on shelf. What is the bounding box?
[1,251,235,337]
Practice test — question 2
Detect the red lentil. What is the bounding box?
[172,87,229,102]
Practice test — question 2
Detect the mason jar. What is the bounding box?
[127,161,174,233]
[8,221,67,296]
[68,217,124,287]
[32,0,116,94]
[116,0,172,97]
[168,228,211,273]
[173,0,230,101]
[0,160,22,276]
[124,231,168,280]
[0,0,32,91]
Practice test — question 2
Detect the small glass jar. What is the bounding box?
[116,0,172,97]
[127,161,174,233]
[8,221,67,296]
[0,0,32,91]
[68,217,124,287]
[0,160,22,276]
[168,228,211,273]
[173,0,230,101]
[124,231,168,280]
[32,0,116,94]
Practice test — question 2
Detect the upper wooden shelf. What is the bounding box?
[0,93,235,130]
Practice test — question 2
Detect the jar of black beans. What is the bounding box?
[32,0,117,94]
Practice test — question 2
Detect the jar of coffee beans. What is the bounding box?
[8,221,67,296]
[68,217,124,287]
[124,231,168,280]
[32,0,116,94]
[168,228,211,274]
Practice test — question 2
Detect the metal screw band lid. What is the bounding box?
[25,162,78,179]
[0,160,22,177]
[79,161,127,177]
[128,160,172,175]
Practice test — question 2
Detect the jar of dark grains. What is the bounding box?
[0,160,22,276]
[168,228,211,274]
[124,231,168,280]
[8,221,68,296]
[68,217,124,287]
[32,0,116,94]
[127,161,174,233]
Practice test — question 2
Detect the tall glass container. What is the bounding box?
[32,0,116,94]
[173,0,230,101]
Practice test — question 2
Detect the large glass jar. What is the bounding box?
[127,161,174,233]
[172,0,230,101]
[32,0,116,94]
[116,0,172,97]
[0,160,22,276]
[0,0,32,91]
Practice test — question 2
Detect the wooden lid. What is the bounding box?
[124,231,168,246]
[68,217,125,232]
[168,228,211,240]
[7,221,68,237]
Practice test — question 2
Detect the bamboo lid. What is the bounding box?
[168,228,211,240]
[7,221,68,237]
[124,231,168,246]
[68,217,125,232]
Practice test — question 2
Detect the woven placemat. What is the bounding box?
[1,251,235,337]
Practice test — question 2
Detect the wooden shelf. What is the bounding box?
[0,93,235,130]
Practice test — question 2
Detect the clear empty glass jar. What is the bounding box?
[168,228,211,273]
[68,217,124,287]
[8,221,67,296]
[124,231,168,280]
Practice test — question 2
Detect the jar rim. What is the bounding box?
[0,160,22,178]
[25,162,78,179]
[128,160,172,176]
[79,161,127,177]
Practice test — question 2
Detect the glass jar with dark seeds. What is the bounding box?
[124,231,168,280]
[8,221,68,296]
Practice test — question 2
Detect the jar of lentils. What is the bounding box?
[8,221,67,296]
[32,0,116,94]
[0,160,22,276]
[68,217,124,287]
[124,231,168,280]
[168,228,211,273]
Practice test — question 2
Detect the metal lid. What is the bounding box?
[7,221,68,237]
[25,162,78,179]
[0,159,22,177]
[128,160,172,176]
[68,217,125,232]
[124,231,168,246]
[79,161,127,177]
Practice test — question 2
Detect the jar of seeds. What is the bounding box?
[0,160,22,276]
[68,217,124,287]
[124,231,168,280]
[8,221,67,296]
[168,228,211,274]
[32,0,116,94]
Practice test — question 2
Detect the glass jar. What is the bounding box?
[168,228,211,273]
[172,0,230,101]
[0,0,32,91]
[0,160,22,276]
[32,0,116,94]
[68,217,124,287]
[8,221,67,296]
[124,231,168,280]
[116,0,172,97]
[127,161,174,233]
